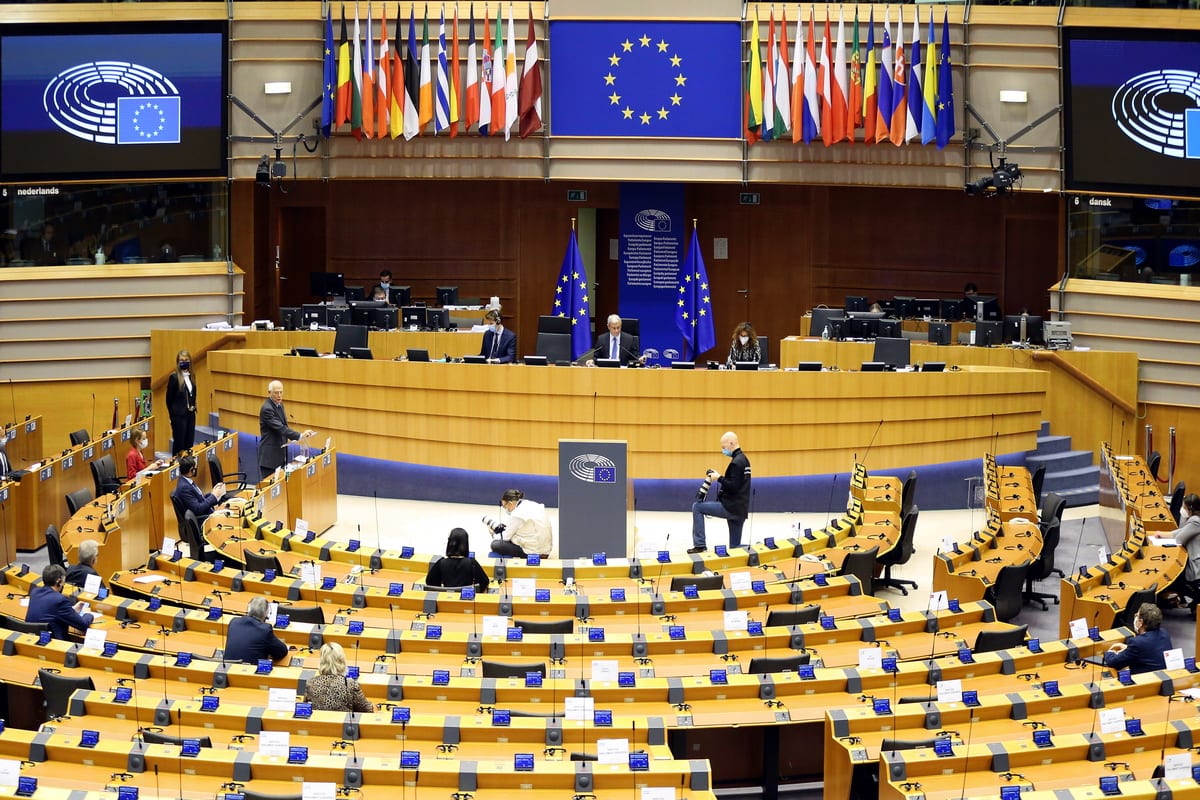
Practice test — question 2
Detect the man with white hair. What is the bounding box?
[257,380,315,480]
[589,314,639,366]
[224,596,288,663]
[65,539,102,589]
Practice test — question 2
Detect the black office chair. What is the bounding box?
[243,548,283,574]
[972,623,1028,654]
[1169,481,1187,525]
[1039,492,1065,529]
[207,450,249,493]
[0,615,49,635]
[169,494,188,540]
[876,506,919,595]
[179,510,216,563]
[765,605,821,628]
[1030,464,1046,508]
[669,574,724,593]
[140,730,213,748]
[480,661,547,679]
[90,454,121,498]
[68,429,90,447]
[278,605,325,625]
[512,618,574,634]
[65,487,93,517]
[38,669,94,719]
[1114,586,1157,630]
[983,560,1034,622]
[899,471,918,519]
[747,652,811,674]
[839,546,880,596]
[44,525,67,568]
[1023,518,1062,611]
[1148,450,1162,482]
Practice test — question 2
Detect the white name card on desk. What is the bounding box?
[936,679,963,704]
[723,610,748,632]
[940,537,956,555]
[510,578,536,597]
[0,759,20,787]
[1068,617,1089,640]
[267,688,298,713]
[162,536,177,554]
[258,730,290,757]
[482,616,507,638]
[729,572,752,592]
[858,647,883,671]
[1099,707,1126,735]
[1164,753,1193,780]
[642,789,675,800]
[294,519,309,538]
[1165,648,1185,671]
[133,574,165,585]
[596,738,630,764]
[83,628,107,651]
[928,591,949,612]
[298,561,321,585]
[564,696,594,721]
[591,660,618,683]
[83,574,102,596]
[302,784,336,800]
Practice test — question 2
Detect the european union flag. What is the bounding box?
[116,96,181,144]
[552,230,592,360]
[548,20,742,138]
[593,466,616,484]
[675,228,716,359]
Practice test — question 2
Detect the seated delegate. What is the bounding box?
[1103,603,1172,674]
[425,528,490,591]
[223,596,288,663]
[480,309,516,363]
[26,564,99,640]
[305,642,375,713]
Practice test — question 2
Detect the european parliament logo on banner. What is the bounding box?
[116,96,181,144]
[548,21,742,138]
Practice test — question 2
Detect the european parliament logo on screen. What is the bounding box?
[1111,69,1200,159]
[569,453,617,484]
[46,61,181,145]
[548,20,741,138]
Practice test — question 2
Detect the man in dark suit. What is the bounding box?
[64,539,102,589]
[258,380,315,480]
[1103,603,1173,674]
[24,223,62,266]
[689,431,752,553]
[26,564,98,640]
[479,309,516,364]
[590,314,640,365]
[172,454,226,521]
[223,596,289,663]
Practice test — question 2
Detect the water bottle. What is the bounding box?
[821,325,830,341]
[95,247,105,265]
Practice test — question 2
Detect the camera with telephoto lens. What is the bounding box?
[696,473,715,501]
[482,516,506,536]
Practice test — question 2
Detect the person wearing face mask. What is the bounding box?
[479,309,516,364]
[689,431,752,554]
[166,349,197,455]
[370,269,393,300]
[725,322,761,369]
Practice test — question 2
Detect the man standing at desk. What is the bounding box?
[689,431,752,554]
[258,380,315,480]
[480,309,516,364]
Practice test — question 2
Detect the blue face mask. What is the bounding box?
[721,448,732,457]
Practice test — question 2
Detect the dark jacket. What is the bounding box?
[425,557,490,592]
[258,398,301,472]
[64,562,101,589]
[224,615,288,663]
[172,475,221,518]
[1103,626,1173,674]
[480,327,517,364]
[25,584,94,640]
[166,372,197,419]
[718,448,752,519]
[594,331,639,365]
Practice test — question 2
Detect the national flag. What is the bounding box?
[773,9,791,140]
[435,9,450,133]
[676,228,716,359]
[553,230,592,361]
[921,10,937,145]
[389,7,404,139]
[905,13,922,142]
[321,9,336,138]
[490,9,505,136]
[351,4,363,138]
[518,6,542,138]
[875,10,893,144]
[801,8,820,145]
[862,10,877,143]
[762,11,775,143]
[403,7,421,138]
[831,8,848,143]
[362,4,376,139]
[790,10,804,142]
[818,13,833,147]
[847,8,862,139]
[479,4,493,135]
[936,10,955,149]
[450,9,461,136]
[744,8,763,143]
[889,7,907,146]
[419,8,433,132]
[375,4,390,138]
[504,5,518,141]
[336,5,352,128]
[465,6,480,132]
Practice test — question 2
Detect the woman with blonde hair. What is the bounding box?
[165,349,197,455]
[304,642,375,713]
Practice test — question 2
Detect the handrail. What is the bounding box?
[1030,350,1135,416]
[150,332,247,391]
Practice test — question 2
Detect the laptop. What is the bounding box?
[734,361,759,371]
[406,349,431,362]
[671,361,695,370]
[796,361,823,371]
[293,347,320,358]
[523,355,548,366]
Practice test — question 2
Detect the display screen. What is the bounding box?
[1063,28,1200,198]
[0,21,227,181]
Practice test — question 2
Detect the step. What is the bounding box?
[1042,464,1101,493]
[1026,450,1096,474]
[1039,421,1052,438]
[1056,485,1100,508]
[1030,434,1073,457]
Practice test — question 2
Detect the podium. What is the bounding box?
[557,440,628,559]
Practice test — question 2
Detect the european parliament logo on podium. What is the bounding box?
[560,442,627,558]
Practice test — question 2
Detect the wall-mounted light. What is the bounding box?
[264,82,292,95]
[999,90,1028,104]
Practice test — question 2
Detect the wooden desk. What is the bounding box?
[284,449,338,534]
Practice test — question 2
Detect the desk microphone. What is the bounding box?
[651,533,670,616]
[91,393,97,446]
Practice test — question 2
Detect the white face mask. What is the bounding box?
[738,335,749,345]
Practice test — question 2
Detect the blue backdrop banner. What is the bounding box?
[618,183,685,366]
[548,21,742,138]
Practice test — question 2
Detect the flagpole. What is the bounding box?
[572,217,576,232]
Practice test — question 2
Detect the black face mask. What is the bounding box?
[179,362,191,371]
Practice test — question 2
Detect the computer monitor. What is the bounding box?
[877,319,901,339]
[844,295,868,313]
[912,298,941,319]
[523,355,548,366]
[734,361,759,371]
[435,286,459,306]
[538,315,572,335]
[406,349,431,362]
[860,362,886,372]
[928,321,952,346]
[388,286,412,306]
[350,347,373,360]
[349,299,387,310]
[425,308,451,331]
[940,298,966,321]
[372,307,398,330]
[846,310,886,320]
[809,307,844,337]
[462,354,487,364]
[595,358,620,368]
[401,306,427,329]
[921,361,946,372]
[873,337,911,368]
[975,320,1004,347]
[332,324,369,357]
[301,304,327,328]
[309,271,345,298]
[294,347,320,358]
[671,361,695,370]
[279,307,301,331]
[326,307,348,327]
[892,296,916,318]
[971,296,1002,321]
[796,361,822,371]
[350,307,373,327]
[1003,315,1044,345]
[344,286,365,302]
[844,316,878,340]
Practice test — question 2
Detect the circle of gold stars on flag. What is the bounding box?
[554,270,589,325]
[602,34,687,127]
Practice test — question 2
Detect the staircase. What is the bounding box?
[1026,421,1100,507]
